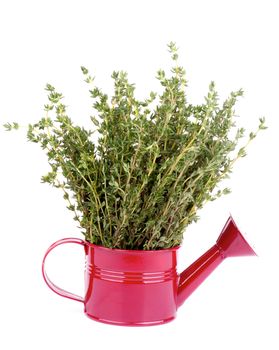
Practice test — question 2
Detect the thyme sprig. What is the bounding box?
[4,43,266,249]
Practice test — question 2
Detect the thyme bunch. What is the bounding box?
[4,43,266,249]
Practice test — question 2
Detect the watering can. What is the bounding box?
[42,216,256,326]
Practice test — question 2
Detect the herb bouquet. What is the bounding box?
[5,43,266,250]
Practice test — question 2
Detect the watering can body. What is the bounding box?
[42,216,256,326]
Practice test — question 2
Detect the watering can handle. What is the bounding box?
[42,238,86,303]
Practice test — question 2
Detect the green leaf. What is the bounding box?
[3,122,19,131]
[81,66,89,75]
[3,42,267,250]
[122,162,129,173]
[90,116,100,127]
[238,147,247,157]
[249,132,256,140]
[3,123,12,131]
[45,84,55,92]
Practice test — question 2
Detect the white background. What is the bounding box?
[0,0,278,349]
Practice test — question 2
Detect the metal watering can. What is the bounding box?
[42,216,256,326]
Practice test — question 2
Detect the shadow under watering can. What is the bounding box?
[42,216,256,326]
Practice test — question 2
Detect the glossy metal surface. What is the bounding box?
[42,238,85,302]
[216,215,257,258]
[177,216,256,307]
[84,244,179,325]
[42,216,256,326]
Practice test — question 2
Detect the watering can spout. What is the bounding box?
[177,216,256,308]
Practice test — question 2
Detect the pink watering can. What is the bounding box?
[42,216,256,326]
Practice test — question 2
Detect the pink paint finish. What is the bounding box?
[177,216,256,307]
[42,216,256,326]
